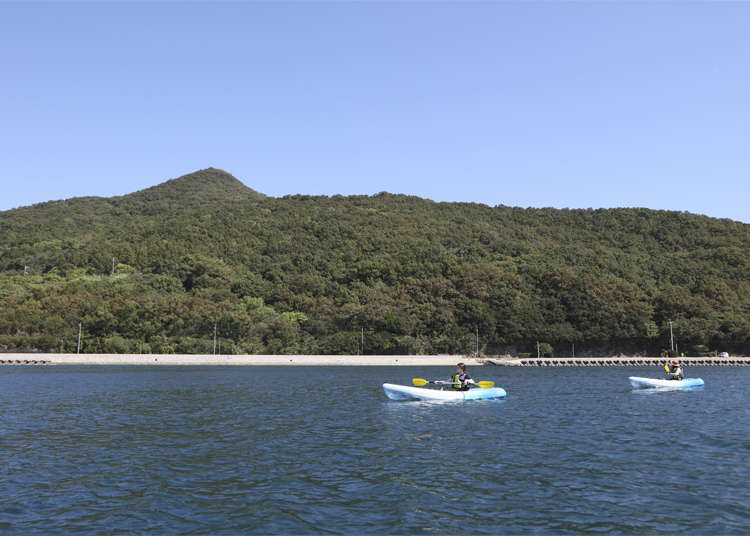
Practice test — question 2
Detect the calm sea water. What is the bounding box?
[2,365,749,534]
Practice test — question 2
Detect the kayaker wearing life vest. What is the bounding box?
[665,359,684,380]
[450,362,475,391]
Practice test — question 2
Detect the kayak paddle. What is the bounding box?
[412,378,495,389]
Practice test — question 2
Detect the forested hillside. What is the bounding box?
[2,168,749,356]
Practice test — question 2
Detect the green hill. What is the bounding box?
[1,168,749,356]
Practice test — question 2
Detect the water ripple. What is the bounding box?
[2,366,750,534]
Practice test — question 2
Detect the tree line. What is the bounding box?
[1,168,749,356]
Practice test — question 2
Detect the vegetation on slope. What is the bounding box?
[1,168,749,356]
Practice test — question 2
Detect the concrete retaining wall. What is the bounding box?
[0,353,485,366]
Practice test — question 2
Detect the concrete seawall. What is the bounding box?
[0,354,486,366]
[2,354,748,367]
[485,357,750,366]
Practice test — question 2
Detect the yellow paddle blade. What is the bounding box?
[476,381,494,389]
[664,364,670,372]
[412,378,429,386]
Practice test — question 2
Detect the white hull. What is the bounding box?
[382,383,506,401]
[629,376,704,389]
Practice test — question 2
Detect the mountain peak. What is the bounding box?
[128,168,265,204]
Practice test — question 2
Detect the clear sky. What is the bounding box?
[2,3,749,223]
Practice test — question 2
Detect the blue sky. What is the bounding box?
[2,3,749,223]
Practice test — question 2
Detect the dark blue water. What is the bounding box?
[2,366,749,534]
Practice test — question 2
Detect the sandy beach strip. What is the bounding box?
[0,353,488,366]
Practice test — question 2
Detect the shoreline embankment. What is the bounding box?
[0,353,487,366]
[485,356,750,366]
[2,354,749,367]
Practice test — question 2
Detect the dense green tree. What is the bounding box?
[1,168,749,356]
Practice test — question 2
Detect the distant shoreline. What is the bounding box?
[0,353,487,366]
[2,354,747,367]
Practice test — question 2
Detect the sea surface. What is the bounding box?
[2,365,749,534]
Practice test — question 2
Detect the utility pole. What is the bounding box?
[77,323,82,354]
[537,341,540,359]
[669,319,675,352]
[213,324,217,355]
[475,327,479,358]
[572,343,575,358]
[361,327,364,355]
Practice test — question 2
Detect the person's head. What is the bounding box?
[456,362,467,373]
[671,359,680,366]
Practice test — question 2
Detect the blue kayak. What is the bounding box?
[383,383,507,401]
[629,376,704,390]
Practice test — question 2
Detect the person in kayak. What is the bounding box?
[665,359,684,380]
[432,363,476,390]
[449,362,475,391]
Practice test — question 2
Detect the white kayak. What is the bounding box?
[629,376,704,390]
[382,383,507,401]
